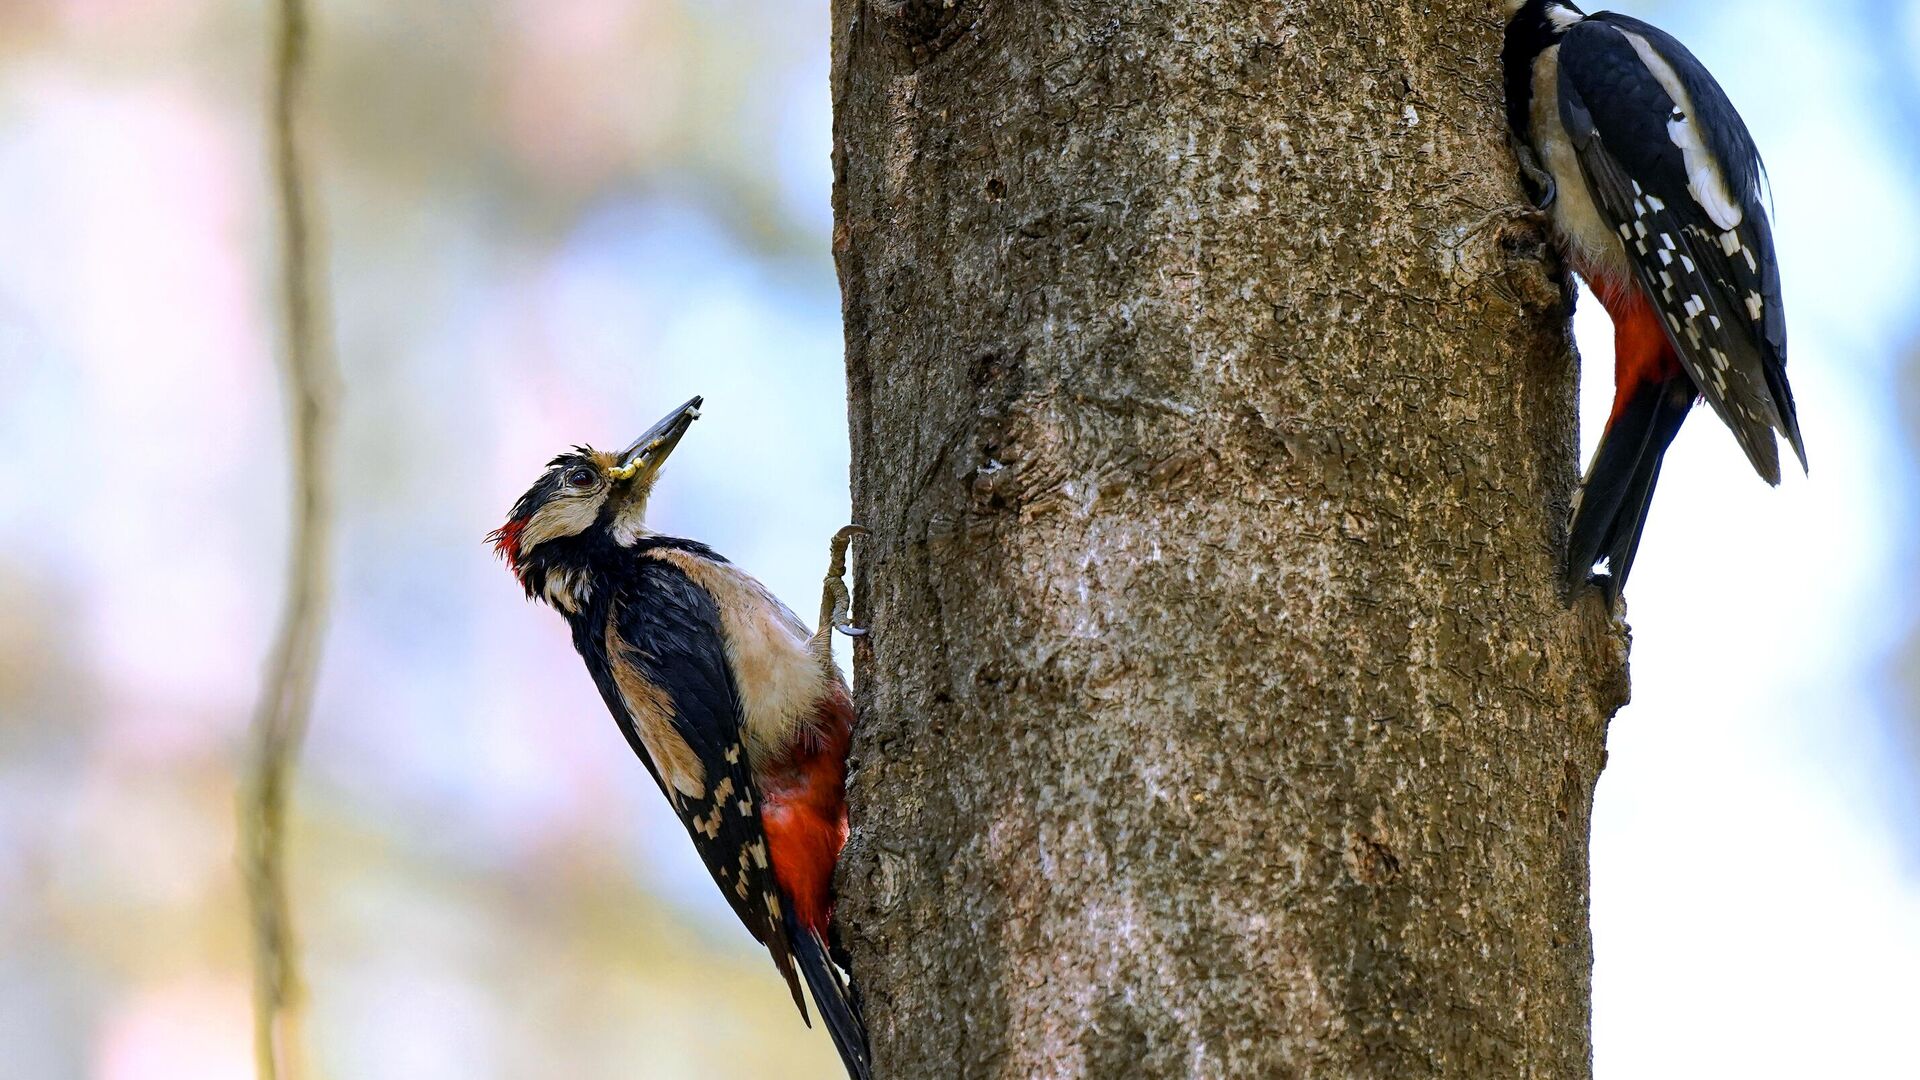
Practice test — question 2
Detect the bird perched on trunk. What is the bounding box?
[489,397,871,1080]
[1503,0,1806,597]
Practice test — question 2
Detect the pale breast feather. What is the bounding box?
[648,548,831,770]
[1530,42,1629,278]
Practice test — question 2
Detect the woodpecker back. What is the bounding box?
[1504,0,1806,595]
[490,398,870,1080]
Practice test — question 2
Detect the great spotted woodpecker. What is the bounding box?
[1504,0,1806,597]
[490,397,871,1079]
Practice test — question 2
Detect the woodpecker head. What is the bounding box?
[1505,0,1583,33]
[490,396,703,603]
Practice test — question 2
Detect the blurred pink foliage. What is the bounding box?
[0,0,846,1076]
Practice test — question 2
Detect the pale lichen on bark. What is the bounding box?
[832,1,1627,1077]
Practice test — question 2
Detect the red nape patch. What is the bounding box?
[487,518,527,576]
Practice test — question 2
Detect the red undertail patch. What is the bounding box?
[759,691,854,935]
[1590,274,1687,428]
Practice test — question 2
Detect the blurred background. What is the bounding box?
[0,1,1912,1077]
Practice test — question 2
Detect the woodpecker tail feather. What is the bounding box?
[1762,360,1809,475]
[1568,376,1696,598]
[788,909,871,1080]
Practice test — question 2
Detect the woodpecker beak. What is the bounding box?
[610,396,703,482]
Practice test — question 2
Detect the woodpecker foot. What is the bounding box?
[817,525,869,647]
[1511,135,1557,211]
[1531,171,1558,212]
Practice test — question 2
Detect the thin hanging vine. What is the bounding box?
[240,0,339,1076]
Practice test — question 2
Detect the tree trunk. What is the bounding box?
[829,3,1628,1077]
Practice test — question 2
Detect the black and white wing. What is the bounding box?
[585,556,809,1019]
[1558,14,1806,481]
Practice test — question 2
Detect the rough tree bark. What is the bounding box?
[830,2,1628,1078]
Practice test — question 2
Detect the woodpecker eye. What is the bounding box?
[565,466,597,489]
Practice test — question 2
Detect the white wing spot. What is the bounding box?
[1545,4,1584,29]
[1680,255,1697,274]
[1720,231,1743,257]
[1745,292,1765,321]
[1625,32,1746,230]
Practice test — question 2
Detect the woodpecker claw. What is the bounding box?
[1510,135,1558,211]
[814,526,869,661]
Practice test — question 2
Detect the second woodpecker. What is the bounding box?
[490,398,870,1079]
[1503,0,1806,596]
